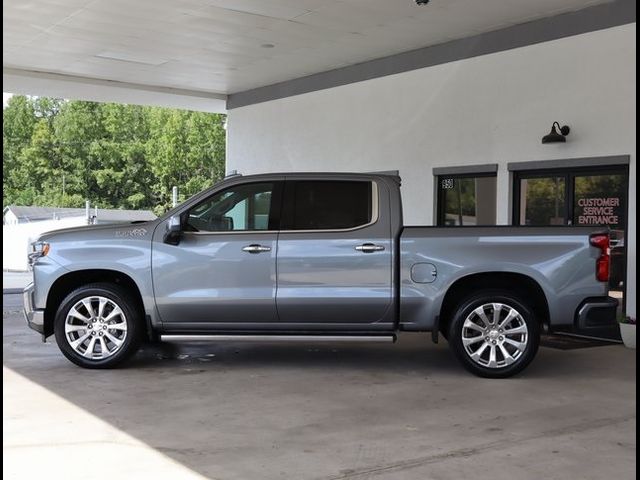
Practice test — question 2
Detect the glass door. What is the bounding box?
[514,166,629,337]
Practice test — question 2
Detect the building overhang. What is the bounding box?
[3,68,226,113]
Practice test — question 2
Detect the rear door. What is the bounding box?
[275,178,393,328]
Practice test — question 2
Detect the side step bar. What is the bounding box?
[160,334,396,343]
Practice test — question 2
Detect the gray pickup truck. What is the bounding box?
[24,171,617,377]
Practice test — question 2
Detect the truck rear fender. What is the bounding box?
[437,270,551,334]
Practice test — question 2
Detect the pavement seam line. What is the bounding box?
[321,414,636,480]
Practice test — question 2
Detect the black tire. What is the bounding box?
[447,290,540,378]
[54,283,143,369]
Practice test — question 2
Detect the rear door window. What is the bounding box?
[283,180,373,230]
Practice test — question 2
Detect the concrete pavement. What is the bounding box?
[3,294,636,480]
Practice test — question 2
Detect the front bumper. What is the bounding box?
[575,296,619,330]
[23,282,45,335]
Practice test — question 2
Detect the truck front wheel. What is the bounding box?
[54,283,143,369]
[448,290,540,378]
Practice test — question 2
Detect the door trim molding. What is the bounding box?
[508,155,630,171]
[433,164,498,176]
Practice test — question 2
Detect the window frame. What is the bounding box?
[435,172,497,227]
[279,180,379,233]
[182,181,284,234]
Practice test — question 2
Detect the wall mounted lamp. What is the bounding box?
[542,122,570,144]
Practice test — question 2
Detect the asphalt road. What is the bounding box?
[3,293,637,480]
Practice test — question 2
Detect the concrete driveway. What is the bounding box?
[3,293,636,480]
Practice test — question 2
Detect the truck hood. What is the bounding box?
[37,220,158,243]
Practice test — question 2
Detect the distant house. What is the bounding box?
[3,206,156,225]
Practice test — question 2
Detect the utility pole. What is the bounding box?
[172,186,178,207]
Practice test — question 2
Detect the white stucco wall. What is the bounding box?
[227,24,637,318]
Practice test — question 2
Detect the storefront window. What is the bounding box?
[437,175,496,226]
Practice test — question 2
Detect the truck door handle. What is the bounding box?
[355,243,385,253]
[242,244,271,253]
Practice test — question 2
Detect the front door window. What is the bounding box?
[186,182,275,232]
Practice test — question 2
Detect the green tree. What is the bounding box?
[89,103,153,209]
[146,108,226,214]
[3,95,226,212]
[3,96,37,202]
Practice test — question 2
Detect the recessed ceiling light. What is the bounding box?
[95,51,168,66]
[261,43,275,49]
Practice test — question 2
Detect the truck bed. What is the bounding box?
[399,226,607,330]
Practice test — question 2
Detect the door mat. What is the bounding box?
[540,334,620,350]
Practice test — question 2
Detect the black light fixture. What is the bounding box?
[542,122,570,144]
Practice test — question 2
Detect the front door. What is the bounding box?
[152,181,283,327]
[276,179,393,328]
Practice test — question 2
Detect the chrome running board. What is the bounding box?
[160,334,396,343]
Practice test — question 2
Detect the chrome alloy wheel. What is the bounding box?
[64,296,128,360]
[461,303,529,369]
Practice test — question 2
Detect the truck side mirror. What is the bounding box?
[222,215,234,231]
[164,215,182,245]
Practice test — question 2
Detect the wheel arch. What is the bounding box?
[44,269,145,338]
[439,272,550,334]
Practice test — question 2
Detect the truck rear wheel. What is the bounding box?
[448,290,540,378]
[54,283,143,369]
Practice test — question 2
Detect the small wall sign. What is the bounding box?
[441,178,454,189]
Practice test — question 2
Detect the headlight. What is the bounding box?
[28,241,50,265]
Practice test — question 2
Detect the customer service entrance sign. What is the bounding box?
[576,197,621,225]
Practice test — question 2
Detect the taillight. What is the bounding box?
[589,234,610,282]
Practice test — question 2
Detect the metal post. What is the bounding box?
[172,186,178,207]
[85,200,90,225]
